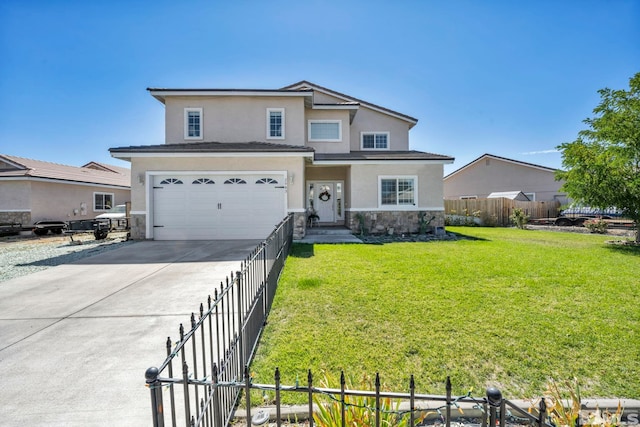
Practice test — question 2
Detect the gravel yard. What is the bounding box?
[0,231,134,283]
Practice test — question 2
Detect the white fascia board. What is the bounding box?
[150,90,313,103]
[312,104,359,110]
[312,159,454,166]
[112,151,313,159]
[347,207,445,212]
[0,176,130,189]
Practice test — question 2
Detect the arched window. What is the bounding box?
[192,178,215,184]
[224,178,247,184]
[160,178,183,184]
[256,178,278,184]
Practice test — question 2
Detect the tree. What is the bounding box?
[556,72,640,243]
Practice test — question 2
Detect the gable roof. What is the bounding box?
[444,153,560,180]
[0,154,130,188]
[282,80,418,128]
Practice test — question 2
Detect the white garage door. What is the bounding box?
[152,173,286,240]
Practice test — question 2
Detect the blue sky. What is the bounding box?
[1,0,638,175]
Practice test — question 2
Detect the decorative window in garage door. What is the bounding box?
[160,178,183,184]
[224,178,247,184]
[256,178,278,184]
[192,178,215,184]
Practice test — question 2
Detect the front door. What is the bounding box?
[312,182,335,223]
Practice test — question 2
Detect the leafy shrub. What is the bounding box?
[313,371,426,427]
[510,207,529,229]
[584,218,608,234]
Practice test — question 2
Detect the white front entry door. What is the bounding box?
[313,182,335,223]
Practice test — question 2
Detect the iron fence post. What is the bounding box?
[183,361,192,425]
[308,370,314,427]
[409,375,415,427]
[236,270,244,371]
[262,242,268,324]
[244,366,251,424]
[375,373,381,427]
[145,367,165,427]
[446,376,452,427]
[275,368,281,427]
[538,397,547,427]
[487,387,502,427]
[212,364,221,427]
[340,371,346,427]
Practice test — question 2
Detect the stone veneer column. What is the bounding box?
[129,214,147,240]
[293,212,306,240]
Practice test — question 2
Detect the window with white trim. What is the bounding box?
[267,108,285,139]
[184,108,203,140]
[379,177,416,207]
[94,192,114,211]
[308,120,341,142]
[361,132,389,150]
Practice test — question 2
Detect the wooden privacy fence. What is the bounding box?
[445,198,561,226]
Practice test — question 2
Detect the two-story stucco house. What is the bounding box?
[110,81,454,240]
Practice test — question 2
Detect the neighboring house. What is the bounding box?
[110,81,454,240]
[0,155,131,225]
[443,153,568,204]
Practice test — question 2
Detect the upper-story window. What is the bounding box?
[308,120,342,142]
[184,108,203,140]
[361,132,389,150]
[267,108,285,139]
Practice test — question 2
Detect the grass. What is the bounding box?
[249,227,640,403]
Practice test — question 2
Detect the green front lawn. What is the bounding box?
[250,227,639,401]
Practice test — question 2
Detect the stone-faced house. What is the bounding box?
[110,81,454,240]
[0,155,130,225]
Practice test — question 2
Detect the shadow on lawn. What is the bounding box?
[605,241,640,256]
[446,231,491,241]
[290,243,315,258]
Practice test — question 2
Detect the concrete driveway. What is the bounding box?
[0,239,260,427]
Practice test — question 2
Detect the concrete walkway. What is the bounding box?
[0,239,260,427]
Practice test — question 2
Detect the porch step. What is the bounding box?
[305,227,352,235]
[295,226,363,244]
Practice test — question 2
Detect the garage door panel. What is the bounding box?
[152,173,286,240]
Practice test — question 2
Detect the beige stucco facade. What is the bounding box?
[444,154,567,204]
[114,81,453,239]
[0,179,130,224]
[165,96,307,145]
[129,156,307,213]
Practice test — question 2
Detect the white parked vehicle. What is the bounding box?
[96,205,126,219]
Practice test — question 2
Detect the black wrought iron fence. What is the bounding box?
[224,368,554,427]
[145,214,293,427]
